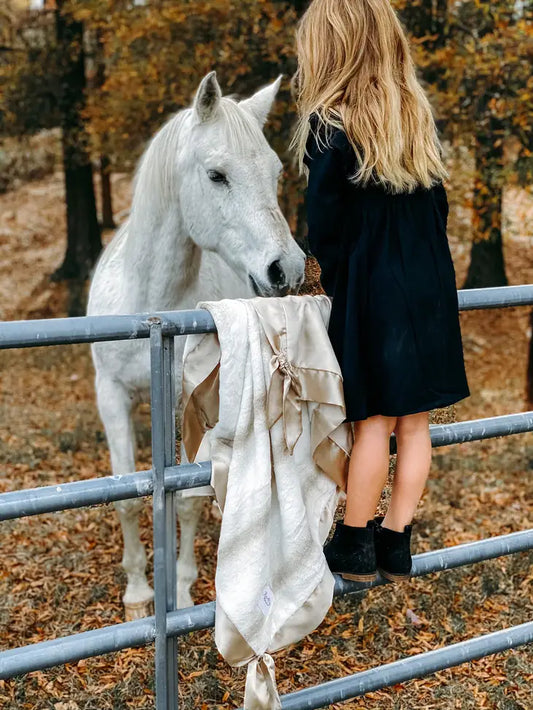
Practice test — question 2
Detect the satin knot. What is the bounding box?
[267,348,303,455]
[274,350,296,381]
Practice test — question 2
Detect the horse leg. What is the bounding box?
[176,494,204,608]
[176,436,215,608]
[96,376,154,620]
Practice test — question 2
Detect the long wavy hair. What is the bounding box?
[291,0,448,193]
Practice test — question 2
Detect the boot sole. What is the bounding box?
[340,572,377,582]
[378,568,411,582]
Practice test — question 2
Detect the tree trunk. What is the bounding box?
[100,154,115,229]
[463,131,507,289]
[93,30,115,231]
[52,1,101,281]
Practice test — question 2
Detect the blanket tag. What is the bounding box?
[257,585,274,617]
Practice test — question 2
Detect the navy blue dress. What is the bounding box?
[304,117,470,421]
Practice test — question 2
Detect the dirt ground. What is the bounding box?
[0,170,532,709]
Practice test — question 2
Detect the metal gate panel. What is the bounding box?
[0,284,532,709]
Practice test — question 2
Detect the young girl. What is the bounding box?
[292,0,470,582]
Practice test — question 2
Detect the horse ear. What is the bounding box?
[240,75,282,129]
[194,71,222,123]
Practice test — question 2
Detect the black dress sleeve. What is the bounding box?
[304,127,350,297]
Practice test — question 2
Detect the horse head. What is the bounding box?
[178,72,306,297]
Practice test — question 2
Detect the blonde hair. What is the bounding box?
[291,0,448,193]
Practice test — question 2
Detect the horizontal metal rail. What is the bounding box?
[458,284,533,310]
[279,621,533,710]
[425,410,533,447]
[2,411,532,522]
[0,310,216,349]
[0,285,532,351]
[391,410,533,453]
[0,463,212,521]
[1,529,531,680]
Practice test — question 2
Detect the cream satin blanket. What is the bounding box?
[181,295,352,709]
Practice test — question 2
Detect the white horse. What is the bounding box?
[87,72,306,620]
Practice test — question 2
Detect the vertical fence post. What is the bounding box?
[150,319,178,710]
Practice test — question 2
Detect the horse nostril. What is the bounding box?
[267,260,285,287]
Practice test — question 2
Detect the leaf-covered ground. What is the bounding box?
[0,171,532,709]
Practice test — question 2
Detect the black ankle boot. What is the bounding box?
[324,521,377,582]
[374,517,413,582]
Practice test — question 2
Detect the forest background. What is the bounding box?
[1,0,532,290]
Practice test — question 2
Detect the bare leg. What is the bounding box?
[382,411,432,532]
[96,376,154,619]
[344,414,397,527]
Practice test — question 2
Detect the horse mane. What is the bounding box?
[131,111,187,217]
[217,97,264,150]
[131,98,264,218]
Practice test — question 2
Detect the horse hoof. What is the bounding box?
[124,599,154,621]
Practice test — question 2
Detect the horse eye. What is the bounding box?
[207,170,228,184]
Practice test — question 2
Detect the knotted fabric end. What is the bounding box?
[244,653,282,710]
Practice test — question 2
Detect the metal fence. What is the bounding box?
[1,284,533,710]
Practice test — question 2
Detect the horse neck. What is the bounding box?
[122,115,202,312]
[125,206,200,312]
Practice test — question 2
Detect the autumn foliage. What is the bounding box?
[0,0,532,282]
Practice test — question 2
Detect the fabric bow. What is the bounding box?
[267,347,303,455]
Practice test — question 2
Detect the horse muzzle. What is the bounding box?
[249,261,291,297]
[249,274,290,298]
